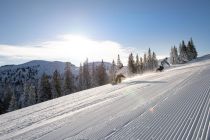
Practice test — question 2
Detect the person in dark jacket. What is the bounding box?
[161,57,170,67]
[156,57,170,72]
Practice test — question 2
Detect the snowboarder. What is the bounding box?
[161,57,170,67]
[156,57,170,72]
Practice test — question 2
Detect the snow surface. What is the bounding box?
[0,56,210,140]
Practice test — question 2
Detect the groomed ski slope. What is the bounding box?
[0,56,210,140]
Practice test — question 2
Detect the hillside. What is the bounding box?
[0,60,112,114]
[0,56,210,140]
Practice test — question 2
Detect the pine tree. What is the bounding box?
[8,93,18,112]
[135,54,140,74]
[152,52,158,69]
[139,57,144,74]
[179,41,188,63]
[187,38,197,60]
[38,73,52,102]
[3,85,13,112]
[170,47,175,64]
[78,63,84,90]
[109,60,117,82]
[21,83,30,107]
[28,85,36,106]
[22,83,36,107]
[91,62,97,87]
[97,60,108,86]
[0,100,4,114]
[190,38,198,59]
[64,62,74,95]
[128,53,136,74]
[147,48,153,70]
[174,46,179,64]
[52,70,62,98]
[170,46,179,64]
[143,53,147,71]
[117,54,123,70]
[83,59,91,89]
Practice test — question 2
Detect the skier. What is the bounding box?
[156,57,170,72]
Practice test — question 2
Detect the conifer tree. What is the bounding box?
[97,60,108,86]
[91,62,97,87]
[143,53,147,71]
[8,93,18,112]
[110,60,117,82]
[64,62,74,94]
[52,70,61,98]
[135,54,140,74]
[0,100,3,114]
[179,41,188,63]
[152,52,158,69]
[28,85,36,105]
[21,83,30,107]
[190,38,198,59]
[147,48,153,70]
[3,85,12,112]
[83,59,91,89]
[117,54,123,70]
[128,53,136,74]
[38,73,52,102]
[78,63,84,90]
[170,46,179,64]
[139,57,144,73]
[187,38,197,60]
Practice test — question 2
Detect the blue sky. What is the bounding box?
[0,0,210,66]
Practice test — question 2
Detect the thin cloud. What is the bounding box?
[0,34,136,66]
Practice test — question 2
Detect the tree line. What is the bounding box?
[109,48,158,83]
[170,38,197,64]
[0,59,110,113]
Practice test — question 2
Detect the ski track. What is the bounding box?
[0,59,210,140]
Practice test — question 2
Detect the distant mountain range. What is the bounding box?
[0,60,112,78]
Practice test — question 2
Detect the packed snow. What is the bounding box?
[0,55,210,140]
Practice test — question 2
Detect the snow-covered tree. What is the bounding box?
[187,38,198,60]
[117,54,123,70]
[64,62,74,95]
[38,73,52,102]
[0,100,3,114]
[152,52,158,69]
[139,57,144,74]
[91,62,97,87]
[147,48,153,70]
[21,83,30,107]
[143,53,147,71]
[28,85,36,105]
[179,41,188,63]
[135,54,140,74]
[109,60,117,82]
[8,93,18,112]
[21,83,36,107]
[128,53,136,74]
[170,46,179,64]
[78,63,84,90]
[2,85,13,112]
[52,70,61,98]
[83,59,91,89]
[97,60,108,86]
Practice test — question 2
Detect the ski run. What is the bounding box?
[0,55,210,140]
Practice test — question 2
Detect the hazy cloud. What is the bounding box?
[0,34,137,66]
